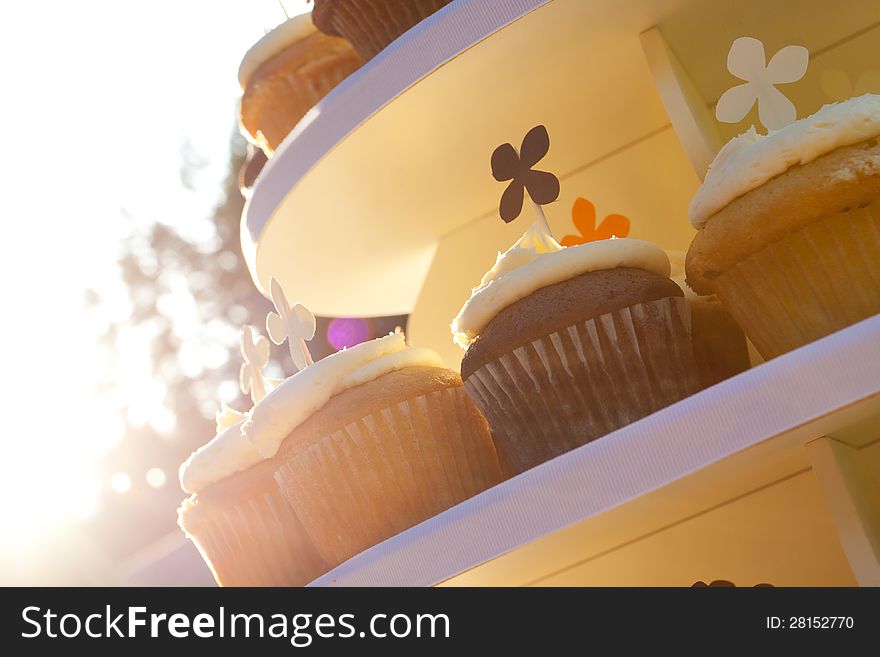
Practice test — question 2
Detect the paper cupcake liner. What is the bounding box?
[321,0,452,60]
[179,481,326,587]
[464,297,701,477]
[714,199,880,359]
[275,385,502,566]
[688,297,751,389]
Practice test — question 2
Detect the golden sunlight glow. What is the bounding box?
[0,0,311,562]
[111,473,133,494]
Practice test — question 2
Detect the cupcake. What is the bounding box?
[312,0,452,61]
[178,404,326,587]
[451,222,702,477]
[238,13,362,155]
[667,251,751,388]
[687,95,880,359]
[245,332,502,566]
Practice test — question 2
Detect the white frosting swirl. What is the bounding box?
[215,401,246,431]
[451,222,671,348]
[178,382,283,493]
[690,94,880,228]
[244,333,445,460]
[238,13,317,89]
[179,420,262,495]
[478,221,564,284]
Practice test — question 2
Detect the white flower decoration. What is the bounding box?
[266,277,315,372]
[239,325,271,403]
[716,37,808,131]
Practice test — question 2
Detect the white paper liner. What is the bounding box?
[274,385,502,566]
[180,483,326,587]
[715,199,880,359]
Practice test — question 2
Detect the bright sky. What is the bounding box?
[0,1,309,556]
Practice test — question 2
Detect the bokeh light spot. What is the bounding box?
[327,318,371,350]
[146,468,167,488]
[111,473,132,493]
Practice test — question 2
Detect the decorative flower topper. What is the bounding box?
[820,68,880,102]
[239,325,270,403]
[491,124,560,229]
[266,277,315,372]
[560,198,630,247]
[691,580,774,588]
[715,37,808,131]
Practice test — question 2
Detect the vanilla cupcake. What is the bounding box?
[452,223,701,477]
[312,0,452,61]
[667,251,751,388]
[687,95,880,359]
[238,13,362,155]
[177,406,326,587]
[245,333,502,567]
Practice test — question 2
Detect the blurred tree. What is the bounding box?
[87,127,270,565]
[85,126,404,578]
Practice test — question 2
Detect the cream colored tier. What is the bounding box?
[451,222,670,348]
[690,95,880,228]
[244,333,446,460]
[238,13,317,89]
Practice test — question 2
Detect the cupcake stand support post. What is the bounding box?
[639,27,723,180]
[806,433,880,586]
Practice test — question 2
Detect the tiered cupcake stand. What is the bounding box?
[243,0,880,586]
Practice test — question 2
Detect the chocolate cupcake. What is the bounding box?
[312,0,452,61]
[687,95,880,359]
[452,223,701,477]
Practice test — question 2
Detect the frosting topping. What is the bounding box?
[238,13,317,89]
[244,333,445,460]
[478,221,564,286]
[179,420,261,495]
[451,222,670,348]
[690,94,880,228]
[178,384,281,494]
[215,401,246,432]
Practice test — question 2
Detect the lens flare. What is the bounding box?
[326,318,371,350]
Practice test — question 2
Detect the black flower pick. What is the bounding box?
[491,125,560,223]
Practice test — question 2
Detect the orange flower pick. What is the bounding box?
[560,197,631,246]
